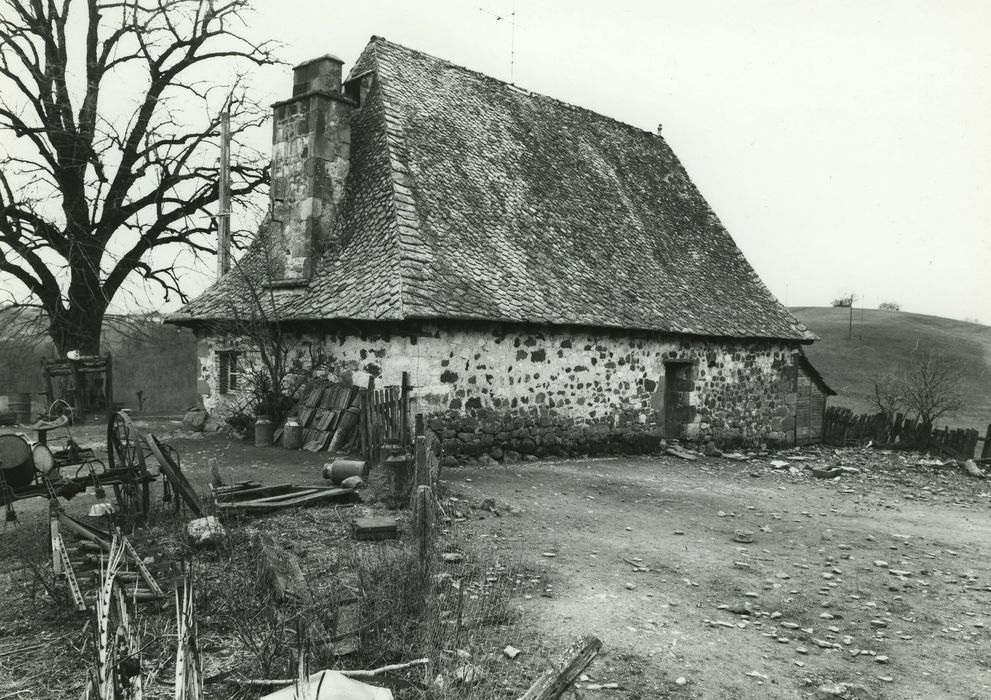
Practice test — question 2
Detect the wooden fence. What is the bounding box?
[822,406,990,460]
[360,372,411,467]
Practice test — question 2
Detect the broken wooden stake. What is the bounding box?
[518,634,602,700]
[252,532,310,605]
[252,532,331,649]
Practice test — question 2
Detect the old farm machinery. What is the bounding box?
[0,409,200,523]
[1,353,200,522]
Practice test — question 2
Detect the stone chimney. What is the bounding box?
[269,55,354,281]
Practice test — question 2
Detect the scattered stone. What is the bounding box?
[625,582,636,590]
[675,677,687,686]
[454,664,484,685]
[816,682,875,699]
[182,408,209,432]
[673,530,685,535]
[796,646,809,655]
[186,516,225,548]
[873,560,889,568]
[733,530,755,544]
[339,475,365,490]
[875,655,889,664]
[503,645,521,659]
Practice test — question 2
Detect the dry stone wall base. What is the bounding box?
[198,322,801,461]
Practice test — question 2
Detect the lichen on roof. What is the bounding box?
[172,37,815,342]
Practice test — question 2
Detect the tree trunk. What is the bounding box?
[47,289,107,356]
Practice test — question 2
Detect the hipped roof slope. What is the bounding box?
[171,37,815,342]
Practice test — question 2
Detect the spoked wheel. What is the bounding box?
[107,412,145,473]
[106,412,151,521]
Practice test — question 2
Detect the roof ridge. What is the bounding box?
[369,36,666,143]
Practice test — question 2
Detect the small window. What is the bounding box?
[218,351,240,394]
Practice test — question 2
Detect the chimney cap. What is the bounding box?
[294,54,345,71]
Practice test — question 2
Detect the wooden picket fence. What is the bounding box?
[359,372,411,467]
[822,406,990,460]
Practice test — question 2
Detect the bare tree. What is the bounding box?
[0,0,278,355]
[899,350,964,430]
[870,367,905,419]
[215,232,321,426]
[872,349,965,437]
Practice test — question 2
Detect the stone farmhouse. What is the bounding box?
[169,37,834,458]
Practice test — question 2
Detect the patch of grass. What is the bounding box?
[792,306,991,431]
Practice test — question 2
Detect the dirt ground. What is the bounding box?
[2,417,990,698]
[447,452,991,699]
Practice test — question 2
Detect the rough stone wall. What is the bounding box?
[198,321,803,460]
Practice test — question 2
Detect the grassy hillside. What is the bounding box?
[792,307,991,432]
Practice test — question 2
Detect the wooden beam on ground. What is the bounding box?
[518,635,603,700]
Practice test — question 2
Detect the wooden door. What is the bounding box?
[664,362,693,438]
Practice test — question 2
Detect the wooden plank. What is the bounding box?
[215,487,354,513]
[518,635,603,700]
[238,488,322,504]
[213,484,298,502]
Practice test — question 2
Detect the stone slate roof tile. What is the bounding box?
[172,37,815,342]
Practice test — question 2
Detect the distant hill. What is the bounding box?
[792,307,991,432]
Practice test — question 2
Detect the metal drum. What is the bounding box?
[31,443,55,475]
[0,434,33,490]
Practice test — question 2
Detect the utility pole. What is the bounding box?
[848,295,855,340]
[216,106,231,279]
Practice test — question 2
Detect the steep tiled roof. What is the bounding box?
[172,37,815,342]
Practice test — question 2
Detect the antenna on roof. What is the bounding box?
[478,2,519,84]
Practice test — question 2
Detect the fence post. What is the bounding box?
[400,371,411,449]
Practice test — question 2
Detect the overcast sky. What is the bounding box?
[236,0,991,322]
[5,0,990,323]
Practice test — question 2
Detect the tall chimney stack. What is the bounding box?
[269,55,354,281]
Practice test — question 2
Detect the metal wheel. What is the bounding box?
[106,412,151,520]
[107,412,146,473]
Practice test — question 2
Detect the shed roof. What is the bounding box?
[171,37,815,342]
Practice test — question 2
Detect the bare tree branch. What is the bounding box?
[0,0,280,353]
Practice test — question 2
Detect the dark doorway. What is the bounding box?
[664,361,694,439]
